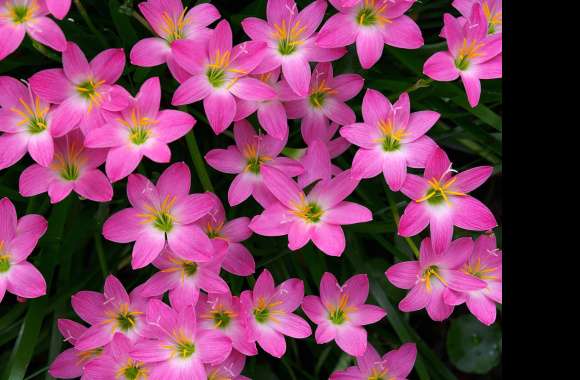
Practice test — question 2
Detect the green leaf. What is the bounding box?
[446,314,502,374]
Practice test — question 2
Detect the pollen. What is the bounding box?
[356,0,392,27]
[415,176,466,205]
[273,19,307,55]
[327,294,357,325]
[309,79,337,108]
[117,109,158,146]
[116,358,148,380]
[160,8,190,42]
[10,96,49,134]
[137,195,177,232]
[291,194,324,223]
[76,79,106,112]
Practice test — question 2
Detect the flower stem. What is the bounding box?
[73,0,108,48]
[132,11,153,33]
[31,41,60,62]
[385,188,420,258]
[94,233,108,279]
[185,130,214,193]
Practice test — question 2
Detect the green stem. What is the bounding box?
[31,41,61,62]
[73,0,108,48]
[385,189,420,258]
[132,11,153,33]
[94,233,108,278]
[185,130,214,193]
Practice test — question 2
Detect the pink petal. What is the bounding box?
[138,271,179,297]
[295,0,327,38]
[105,146,143,183]
[453,196,497,231]
[29,69,73,104]
[399,284,430,312]
[62,42,91,83]
[350,148,383,180]
[452,166,493,193]
[466,294,497,326]
[19,164,53,197]
[6,262,46,299]
[168,224,213,262]
[26,16,67,52]
[401,173,430,200]
[288,221,313,251]
[335,325,367,356]
[315,322,337,344]
[222,218,252,242]
[266,0,294,26]
[241,17,271,42]
[382,153,407,191]
[222,243,255,276]
[46,0,71,19]
[404,111,440,142]
[205,146,245,174]
[382,15,424,49]
[331,74,364,102]
[302,295,326,324]
[135,77,161,117]
[423,51,460,81]
[253,268,276,300]
[382,343,417,378]
[316,13,358,48]
[155,110,195,143]
[356,29,384,69]
[322,99,356,126]
[130,37,170,67]
[48,349,82,378]
[281,56,311,97]
[424,148,451,180]
[83,124,125,148]
[460,72,481,107]
[310,170,359,208]
[90,48,125,84]
[0,23,25,60]
[230,78,276,101]
[47,181,74,203]
[0,133,28,170]
[104,275,130,306]
[386,261,420,289]
[362,88,391,126]
[228,173,255,206]
[248,203,292,237]
[197,330,232,364]
[130,341,172,363]
[311,223,345,256]
[426,282,454,321]
[405,136,439,168]
[324,201,372,225]
[204,91,236,134]
[349,304,386,325]
[261,165,303,208]
[209,20,233,55]
[273,313,312,338]
[173,194,214,224]
[257,101,288,140]
[476,54,502,79]
[171,74,212,105]
[74,170,113,202]
[429,211,454,254]
[155,162,191,198]
[256,327,287,358]
[131,228,166,269]
[440,269,486,292]
[70,290,106,324]
[49,98,85,137]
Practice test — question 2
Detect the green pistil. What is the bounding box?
[454,56,470,71]
[116,311,138,332]
[175,341,196,358]
[61,163,80,181]
[0,257,10,273]
[357,7,377,26]
[425,188,446,205]
[28,118,48,134]
[246,157,263,174]
[182,262,198,277]
[382,136,401,152]
[329,309,346,325]
[488,23,496,34]
[213,311,232,329]
[123,365,144,380]
[253,307,270,324]
[303,203,323,223]
[207,67,226,88]
[309,92,326,108]
[278,38,297,56]
[12,6,29,24]
[129,127,150,145]
[154,212,174,232]
[76,81,98,99]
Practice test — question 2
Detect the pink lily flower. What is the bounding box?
[171,20,275,134]
[131,299,232,380]
[385,237,487,321]
[330,342,417,380]
[196,292,258,356]
[46,0,71,20]
[280,62,364,145]
[84,77,195,182]
[135,246,229,311]
[102,162,215,269]
[0,0,66,60]
[130,0,221,83]
[234,68,289,140]
[249,167,372,256]
[443,232,502,325]
[317,0,424,69]
[0,197,47,303]
[340,89,440,191]
[0,76,58,169]
[196,192,256,276]
[19,130,113,204]
[29,41,128,135]
[398,147,497,254]
[302,273,386,356]
[423,5,501,107]
[205,350,250,380]
[205,119,303,207]
[451,0,502,35]
[239,269,311,358]
[83,333,149,380]
[72,275,150,351]
[241,0,347,97]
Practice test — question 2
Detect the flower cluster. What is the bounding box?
[0,0,502,378]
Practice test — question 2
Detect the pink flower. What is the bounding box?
[330,342,417,380]
[205,350,250,380]
[196,192,256,276]
[205,119,303,207]
[234,68,289,140]
[196,293,258,356]
[0,0,66,60]
[340,89,440,191]
[398,147,497,254]
[317,0,424,69]
[171,20,275,134]
[49,319,106,379]
[451,0,502,35]
[135,246,229,311]
[131,299,232,380]
[72,275,149,351]
[240,269,311,358]
[0,76,59,169]
[102,162,215,269]
[302,273,386,356]
[280,62,364,145]
[83,334,150,380]
[385,237,487,321]
[29,42,128,135]
[0,197,47,303]
[423,4,501,107]
[241,0,347,96]
[443,233,502,325]
[249,167,372,257]
[46,0,71,20]
[19,130,113,204]
[84,77,195,182]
